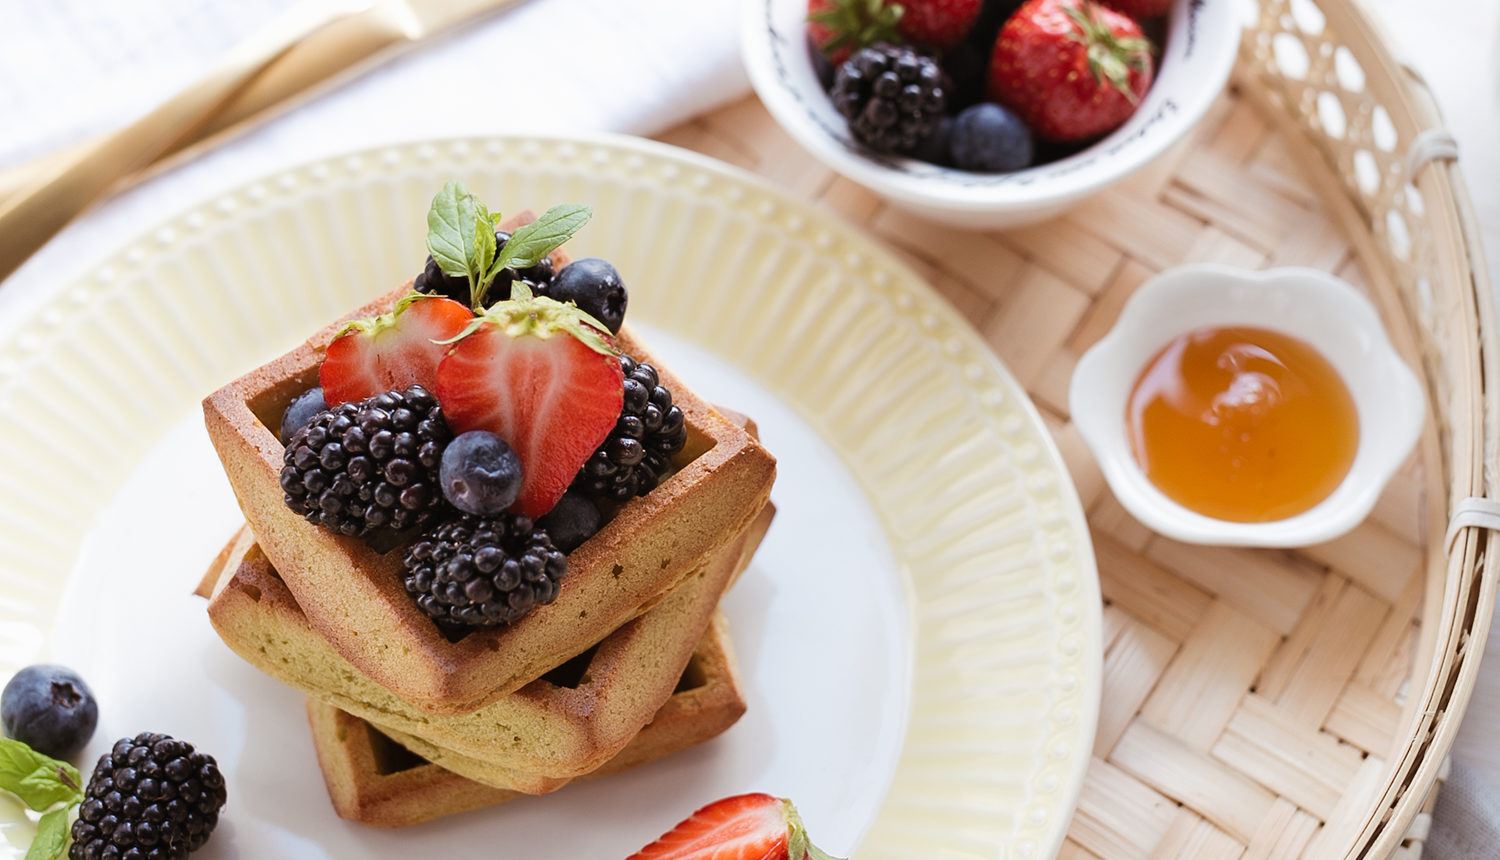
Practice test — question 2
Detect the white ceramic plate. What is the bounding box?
[0,136,1099,859]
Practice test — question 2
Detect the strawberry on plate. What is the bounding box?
[435,285,623,519]
[320,293,473,406]
[986,0,1155,142]
[628,793,842,860]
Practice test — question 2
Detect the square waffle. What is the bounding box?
[303,609,746,828]
[204,502,771,781]
[203,288,775,715]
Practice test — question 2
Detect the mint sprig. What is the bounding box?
[0,737,84,860]
[492,204,591,271]
[424,181,592,310]
[27,808,71,860]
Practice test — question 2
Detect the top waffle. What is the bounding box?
[201,203,776,715]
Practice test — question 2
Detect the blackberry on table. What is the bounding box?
[402,514,567,629]
[413,230,555,308]
[831,44,948,155]
[574,356,687,503]
[280,385,450,539]
[70,732,226,860]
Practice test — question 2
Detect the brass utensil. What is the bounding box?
[0,0,529,282]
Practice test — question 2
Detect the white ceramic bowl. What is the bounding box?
[1070,265,1425,547]
[741,0,1242,228]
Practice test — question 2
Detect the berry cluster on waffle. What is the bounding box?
[199,184,776,826]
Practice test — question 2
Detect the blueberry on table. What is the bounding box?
[440,430,524,516]
[541,257,628,334]
[1,664,98,759]
[951,102,1034,172]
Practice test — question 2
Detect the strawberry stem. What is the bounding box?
[782,798,847,860]
[808,0,904,58]
[1063,0,1152,104]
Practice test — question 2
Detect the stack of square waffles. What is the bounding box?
[198,285,776,827]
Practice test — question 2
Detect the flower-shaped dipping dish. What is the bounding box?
[1070,264,1424,547]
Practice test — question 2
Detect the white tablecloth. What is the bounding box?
[3,0,1500,853]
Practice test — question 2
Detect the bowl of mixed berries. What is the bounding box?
[742,0,1241,227]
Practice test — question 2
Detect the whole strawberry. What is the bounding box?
[900,0,983,50]
[1097,0,1173,19]
[986,0,1154,142]
[808,0,981,62]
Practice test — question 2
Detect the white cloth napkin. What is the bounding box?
[0,0,751,330]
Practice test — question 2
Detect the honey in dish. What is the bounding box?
[1126,325,1359,523]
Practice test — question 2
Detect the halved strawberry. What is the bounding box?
[320,293,474,406]
[435,287,623,519]
[628,793,842,860]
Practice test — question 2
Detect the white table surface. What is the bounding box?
[3,0,1500,831]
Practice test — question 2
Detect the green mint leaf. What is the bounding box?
[491,204,591,273]
[0,738,83,811]
[425,180,482,281]
[24,806,72,860]
[472,215,498,308]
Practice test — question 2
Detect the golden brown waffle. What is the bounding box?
[304,611,747,827]
[204,286,776,715]
[205,503,771,781]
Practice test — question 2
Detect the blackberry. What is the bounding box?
[280,385,450,539]
[412,230,555,308]
[70,732,226,860]
[574,357,687,503]
[402,514,567,629]
[830,44,948,155]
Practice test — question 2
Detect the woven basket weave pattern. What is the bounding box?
[656,0,1494,856]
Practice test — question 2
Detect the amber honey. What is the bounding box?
[1126,325,1359,523]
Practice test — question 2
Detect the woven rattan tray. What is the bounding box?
[653,0,1496,856]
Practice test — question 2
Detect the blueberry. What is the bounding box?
[537,489,603,553]
[543,258,628,334]
[913,115,956,166]
[279,387,328,445]
[439,431,523,516]
[950,103,1034,173]
[1,665,98,759]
